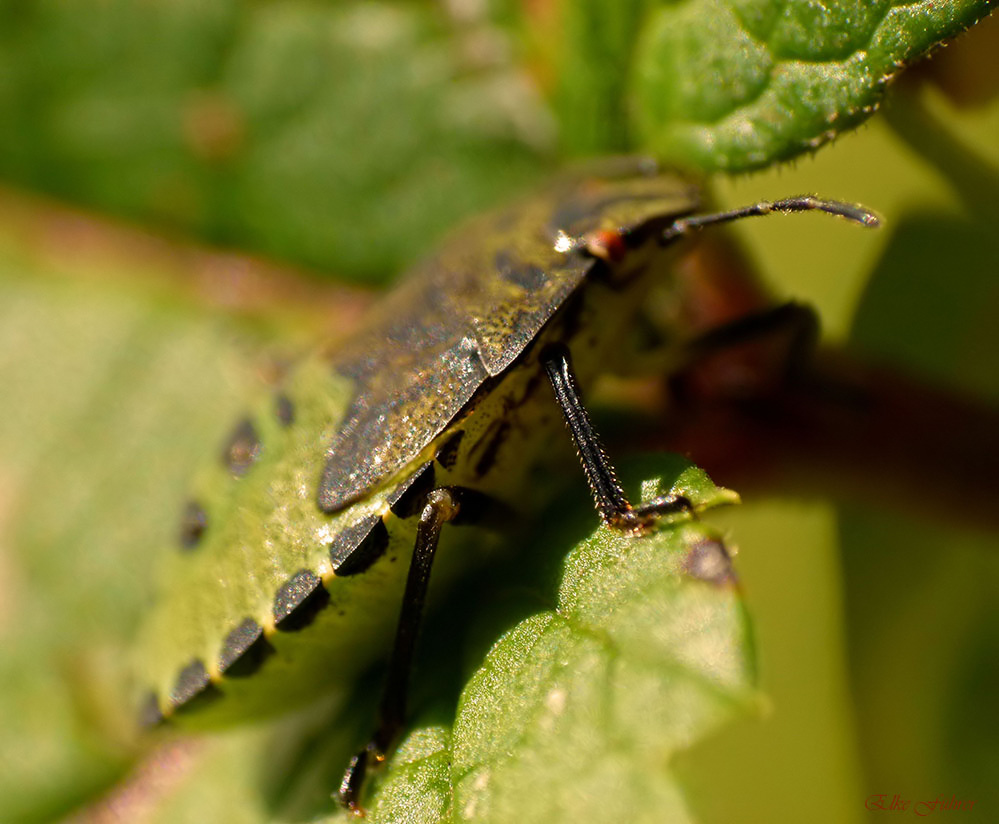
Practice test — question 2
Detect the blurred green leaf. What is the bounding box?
[3,1,997,273]
[0,246,273,822]
[841,210,999,813]
[851,214,999,395]
[0,0,549,281]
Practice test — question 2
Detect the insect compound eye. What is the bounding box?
[222,417,262,477]
[178,500,208,550]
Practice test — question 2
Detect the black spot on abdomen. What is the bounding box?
[170,659,221,713]
[275,394,295,427]
[474,420,511,479]
[331,514,389,577]
[387,462,436,519]
[222,417,261,477]
[435,429,465,470]
[273,570,330,632]
[138,691,163,729]
[179,500,208,550]
[218,618,275,678]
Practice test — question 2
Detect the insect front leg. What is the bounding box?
[682,301,820,380]
[542,343,692,535]
[339,487,461,816]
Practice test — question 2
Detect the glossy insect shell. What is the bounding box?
[135,166,700,727]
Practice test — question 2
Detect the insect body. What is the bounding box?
[135,162,876,812]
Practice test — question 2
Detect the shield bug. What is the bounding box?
[135,159,877,813]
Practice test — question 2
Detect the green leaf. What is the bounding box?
[630,0,997,170]
[339,468,754,824]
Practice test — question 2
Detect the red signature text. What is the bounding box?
[866,794,977,816]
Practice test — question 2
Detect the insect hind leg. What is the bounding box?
[338,487,460,816]
[682,301,821,385]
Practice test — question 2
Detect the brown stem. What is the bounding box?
[608,349,999,533]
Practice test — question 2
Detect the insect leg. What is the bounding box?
[683,301,820,379]
[542,343,691,534]
[339,487,461,816]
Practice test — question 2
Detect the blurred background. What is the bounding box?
[0,2,996,822]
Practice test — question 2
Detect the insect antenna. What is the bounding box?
[661,195,880,244]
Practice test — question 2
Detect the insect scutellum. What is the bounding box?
[134,164,878,816]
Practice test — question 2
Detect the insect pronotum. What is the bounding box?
[135,161,877,814]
